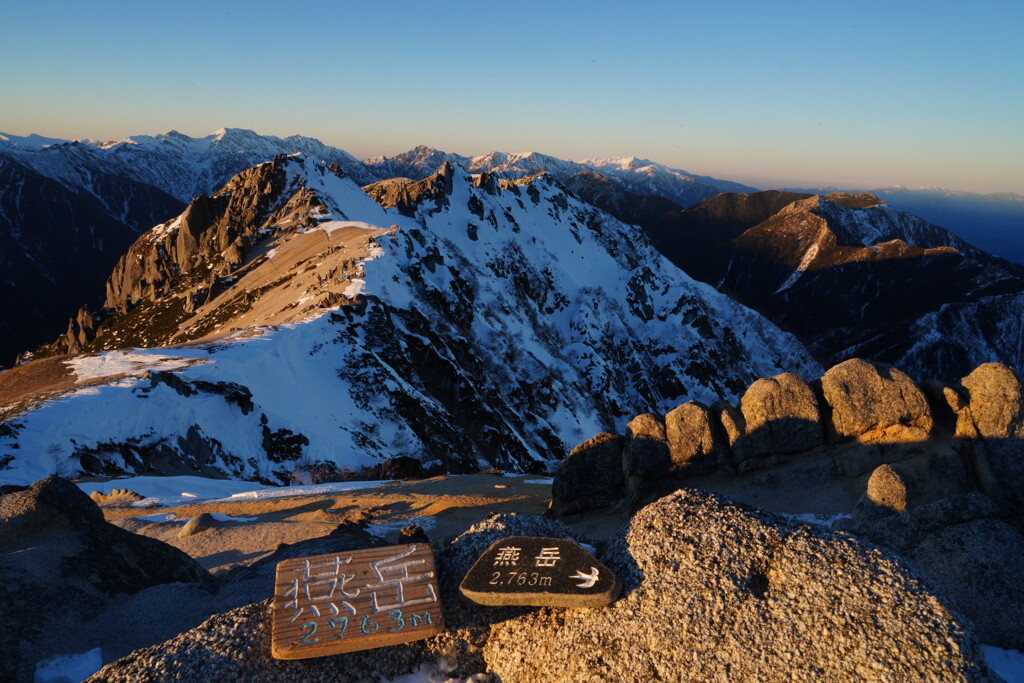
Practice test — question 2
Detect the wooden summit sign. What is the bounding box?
[459,536,621,608]
[271,543,443,660]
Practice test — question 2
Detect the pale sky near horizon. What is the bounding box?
[1,0,1021,194]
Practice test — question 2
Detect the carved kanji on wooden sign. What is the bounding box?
[271,544,443,660]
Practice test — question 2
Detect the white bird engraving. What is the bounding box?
[570,567,599,589]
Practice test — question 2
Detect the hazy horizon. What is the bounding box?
[2,0,1021,195]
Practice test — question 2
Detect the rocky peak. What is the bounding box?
[821,191,885,209]
[102,154,328,311]
[363,161,458,216]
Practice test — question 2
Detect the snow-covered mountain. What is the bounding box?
[358,146,755,207]
[899,290,1024,381]
[0,156,818,485]
[0,152,183,367]
[0,129,759,367]
[0,127,360,203]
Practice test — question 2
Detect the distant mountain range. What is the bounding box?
[0,129,752,367]
[2,127,1024,382]
[621,188,1024,380]
[355,145,756,207]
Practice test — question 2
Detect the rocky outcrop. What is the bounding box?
[663,401,727,475]
[621,413,670,502]
[732,372,822,470]
[103,155,331,312]
[89,487,144,505]
[954,362,1024,513]
[550,433,624,517]
[906,518,1024,649]
[820,358,933,443]
[0,477,214,683]
[89,494,994,682]
[841,492,1024,649]
[552,359,1021,518]
[362,161,455,217]
[484,492,991,682]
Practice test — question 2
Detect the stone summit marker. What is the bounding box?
[459,536,621,607]
[271,544,443,660]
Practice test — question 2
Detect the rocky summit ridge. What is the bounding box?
[0,156,817,485]
[1,485,993,682]
[554,357,1024,651]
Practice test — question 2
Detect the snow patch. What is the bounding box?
[775,241,821,293]
[781,512,851,527]
[34,647,103,683]
[984,645,1024,682]
[209,512,258,523]
[366,515,438,539]
[66,350,204,384]
[304,220,382,236]
[76,476,393,508]
[131,513,179,523]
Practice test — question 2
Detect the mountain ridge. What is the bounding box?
[0,156,818,485]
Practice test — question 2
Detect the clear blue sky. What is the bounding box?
[1,0,1021,193]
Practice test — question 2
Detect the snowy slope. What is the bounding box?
[0,157,818,485]
[898,290,1024,381]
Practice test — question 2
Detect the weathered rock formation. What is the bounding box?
[953,362,1024,514]
[732,371,823,470]
[88,494,994,682]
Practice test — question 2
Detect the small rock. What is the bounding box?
[399,524,430,544]
[865,450,968,513]
[177,513,221,538]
